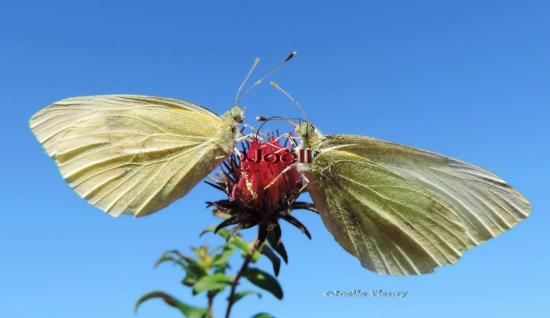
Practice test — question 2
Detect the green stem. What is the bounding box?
[224,238,260,318]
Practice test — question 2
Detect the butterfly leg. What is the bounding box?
[274,133,299,148]
[286,176,311,210]
[235,132,264,143]
[263,163,299,191]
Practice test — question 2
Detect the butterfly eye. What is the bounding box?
[233,115,243,123]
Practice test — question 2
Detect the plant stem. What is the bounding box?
[207,291,215,318]
[224,238,260,318]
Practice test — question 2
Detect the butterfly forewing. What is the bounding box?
[30,95,238,217]
[318,135,532,244]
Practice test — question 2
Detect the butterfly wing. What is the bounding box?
[300,134,531,275]
[30,95,238,217]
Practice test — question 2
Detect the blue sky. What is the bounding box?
[1,1,549,317]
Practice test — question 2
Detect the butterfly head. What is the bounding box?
[296,122,323,148]
[217,106,244,154]
[229,106,245,123]
[297,121,315,137]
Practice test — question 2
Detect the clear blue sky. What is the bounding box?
[2,1,549,317]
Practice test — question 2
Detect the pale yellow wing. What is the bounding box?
[299,133,531,275]
[30,95,238,217]
[318,135,532,244]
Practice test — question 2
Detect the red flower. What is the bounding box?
[206,135,317,263]
[232,139,302,215]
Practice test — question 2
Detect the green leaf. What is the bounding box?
[200,225,250,254]
[251,313,275,318]
[210,244,225,254]
[259,245,281,276]
[192,273,233,294]
[191,245,213,268]
[233,290,262,304]
[182,274,196,288]
[154,250,189,269]
[154,251,208,287]
[229,237,251,253]
[155,255,183,268]
[250,250,261,263]
[135,291,207,318]
[163,250,196,263]
[181,261,209,287]
[243,267,283,300]
[212,247,234,267]
[200,225,230,238]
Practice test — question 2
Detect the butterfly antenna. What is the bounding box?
[254,115,299,139]
[256,115,298,126]
[234,57,261,107]
[270,81,309,122]
[239,51,297,102]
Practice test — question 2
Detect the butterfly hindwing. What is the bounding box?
[301,144,473,275]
